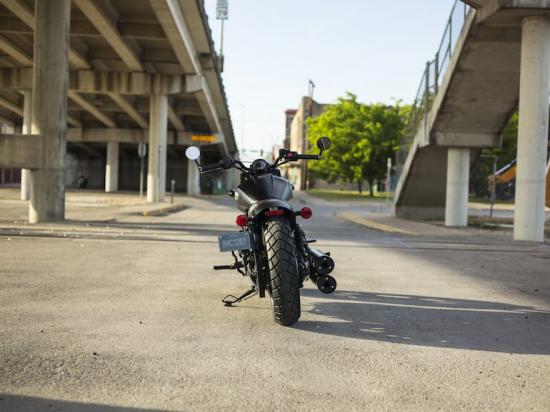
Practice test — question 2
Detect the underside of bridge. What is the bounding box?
[0,0,236,222]
[395,0,550,242]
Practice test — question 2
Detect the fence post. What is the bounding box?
[434,51,440,94]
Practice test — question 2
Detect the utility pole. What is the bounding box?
[216,0,228,72]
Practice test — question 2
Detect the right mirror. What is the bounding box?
[185,146,201,160]
[317,137,332,151]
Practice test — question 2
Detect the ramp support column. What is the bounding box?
[29,0,70,223]
[445,148,470,227]
[20,90,32,201]
[147,94,168,202]
[105,141,119,192]
[514,16,550,242]
[187,158,200,196]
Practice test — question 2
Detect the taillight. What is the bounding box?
[265,209,284,217]
[299,207,312,219]
[236,214,248,226]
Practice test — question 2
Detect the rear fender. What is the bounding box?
[247,199,294,220]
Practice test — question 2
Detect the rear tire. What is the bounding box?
[263,216,301,326]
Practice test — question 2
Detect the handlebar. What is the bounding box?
[198,150,322,175]
[200,161,222,172]
[296,154,320,160]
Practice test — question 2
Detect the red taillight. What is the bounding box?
[299,207,312,219]
[236,214,248,226]
[265,209,284,217]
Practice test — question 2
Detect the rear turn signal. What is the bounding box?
[236,215,248,226]
[299,207,313,219]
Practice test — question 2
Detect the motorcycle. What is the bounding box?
[185,137,337,326]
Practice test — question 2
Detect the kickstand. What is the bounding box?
[222,286,257,307]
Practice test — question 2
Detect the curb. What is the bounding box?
[142,203,187,217]
[337,212,412,234]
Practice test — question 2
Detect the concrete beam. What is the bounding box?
[69,70,184,95]
[432,132,500,147]
[0,95,23,116]
[0,67,33,90]
[68,127,149,144]
[0,34,33,65]
[168,105,185,130]
[0,0,90,70]
[0,0,34,28]
[68,91,116,128]
[107,93,148,128]
[150,0,223,134]
[73,0,143,71]
[148,0,199,74]
[0,68,184,95]
[0,134,44,168]
[0,17,166,41]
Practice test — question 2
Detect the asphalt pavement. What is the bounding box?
[1,191,549,411]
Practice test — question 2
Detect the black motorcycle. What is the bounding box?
[185,137,337,326]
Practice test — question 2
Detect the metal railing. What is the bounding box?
[396,0,472,178]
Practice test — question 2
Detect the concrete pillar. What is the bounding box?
[29,0,70,223]
[187,158,200,196]
[105,141,119,192]
[514,16,550,242]
[445,148,470,227]
[147,94,168,202]
[20,91,32,201]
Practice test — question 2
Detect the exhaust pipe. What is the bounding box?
[316,274,337,294]
[308,248,335,276]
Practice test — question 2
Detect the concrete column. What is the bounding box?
[20,90,32,201]
[514,16,550,242]
[29,0,70,223]
[187,158,200,196]
[445,148,470,227]
[147,94,168,202]
[105,141,119,192]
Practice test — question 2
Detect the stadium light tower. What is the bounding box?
[216,0,228,72]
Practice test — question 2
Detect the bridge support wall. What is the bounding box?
[147,94,168,202]
[105,142,119,192]
[29,0,70,223]
[187,159,200,196]
[445,148,470,227]
[20,91,32,201]
[514,16,550,242]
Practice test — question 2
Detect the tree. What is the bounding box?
[306,93,406,195]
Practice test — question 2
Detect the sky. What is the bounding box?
[203,0,457,155]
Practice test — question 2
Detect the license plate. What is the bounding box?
[218,232,252,252]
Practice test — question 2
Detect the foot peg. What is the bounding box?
[222,286,257,307]
[316,274,337,294]
[213,262,243,271]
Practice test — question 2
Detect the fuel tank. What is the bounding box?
[235,174,293,212]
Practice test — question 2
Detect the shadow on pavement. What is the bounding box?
[297,289,550,354]
[0,394,168,412]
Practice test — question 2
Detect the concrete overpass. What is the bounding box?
[394,0,550,242]
[0,0,236,222]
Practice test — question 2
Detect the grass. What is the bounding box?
[307,189,391,201]
[469,196,515,205]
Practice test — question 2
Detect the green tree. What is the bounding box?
[307,93,406,195]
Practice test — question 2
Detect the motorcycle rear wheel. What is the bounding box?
[262,216,301,326]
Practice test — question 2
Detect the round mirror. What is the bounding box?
[317,137,332,151]
[185,146,201,160]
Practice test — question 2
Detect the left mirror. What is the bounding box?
[185,146,201,160]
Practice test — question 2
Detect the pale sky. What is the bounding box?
[203,0,457,155]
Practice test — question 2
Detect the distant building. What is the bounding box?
[284,97,327,190]
[283,109,297,150]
